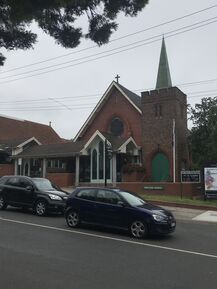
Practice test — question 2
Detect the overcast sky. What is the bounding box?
[1,0,217,140]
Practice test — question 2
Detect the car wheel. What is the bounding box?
[34,200,47,216]
[130,220,147,239]
[66,210,80,228]
[0,195,7,210]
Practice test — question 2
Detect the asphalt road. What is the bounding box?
[0,207,217,289]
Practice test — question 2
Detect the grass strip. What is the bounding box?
[139,194,217,207]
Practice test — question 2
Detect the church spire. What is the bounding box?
[156,37,172,89]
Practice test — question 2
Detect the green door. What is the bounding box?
[151,153,169,182]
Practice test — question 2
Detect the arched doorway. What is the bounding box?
[151,153,169,182]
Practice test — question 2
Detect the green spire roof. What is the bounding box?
[156,37,172,89]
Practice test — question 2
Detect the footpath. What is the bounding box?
[161,205,217,223]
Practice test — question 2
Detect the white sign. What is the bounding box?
[204,167,217,191]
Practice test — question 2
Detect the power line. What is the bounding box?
[0,104,96,111]
[187,89,217,95]
[0,94,101,104]
[0,106,95,111]
[1,16,217,80]
[0,17,217,85]
[188,93,217,98]
[177,78,217,87]
[1,4,217,75]
[1,78,217,106]
[1,87,217,111]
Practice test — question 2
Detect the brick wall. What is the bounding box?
[141,87,189,181]
[77,181,203,197]
[46,172,75,187]
[80,88,142,145]
[117,182,202,197]
[0,164,14,176]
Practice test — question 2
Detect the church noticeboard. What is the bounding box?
[181,171,201,183]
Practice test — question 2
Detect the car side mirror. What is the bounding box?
[117,201,125,207]
[26,185,34,192]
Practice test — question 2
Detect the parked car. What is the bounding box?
[65,187,176,238]
[0,176,69,216]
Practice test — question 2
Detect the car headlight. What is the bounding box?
[48,194,62,201]
[152,214,167,223]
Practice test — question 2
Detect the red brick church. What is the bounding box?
[2,38,190,187]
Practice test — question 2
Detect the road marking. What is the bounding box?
[193,210,217,222]
[1,216,217,259]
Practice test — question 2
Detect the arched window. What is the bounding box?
[98,141,104,179]
[110,117,124,136]
[92,149,97,179]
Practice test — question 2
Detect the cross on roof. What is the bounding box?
[115,74,120,83]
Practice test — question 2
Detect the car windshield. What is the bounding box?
[32,178,54,191]
[119,191,147,206]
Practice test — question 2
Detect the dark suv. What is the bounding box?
[65,187,176,238]
[0,176,68,216]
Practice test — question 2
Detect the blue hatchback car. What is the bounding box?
[65,187,176,238]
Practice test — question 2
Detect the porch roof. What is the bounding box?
[100,132,130,151]
[13,141,85,159]
[0,138,31,149]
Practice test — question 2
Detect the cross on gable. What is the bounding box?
[115,74,120,83]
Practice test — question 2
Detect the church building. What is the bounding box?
[12,38,190,187]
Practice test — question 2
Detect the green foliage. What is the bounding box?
[189,97,217,168]
[0,0,149,65]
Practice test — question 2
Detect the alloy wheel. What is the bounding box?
[130,220,147,238]
[35,200,47,216]
[0,195,7,210]
[66,211,80,228]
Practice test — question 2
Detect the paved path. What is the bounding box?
[163,206,217,223]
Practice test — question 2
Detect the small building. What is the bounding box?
[11,38,190,187]
[0,115,63,176]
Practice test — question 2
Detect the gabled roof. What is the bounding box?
[0,137,40,147]
[81,130,140,153]
[100,132,130,151]
[0,138,31,149]
[14,129,140,159]
[13,141,85,158]
[0,115,62,145]
[74,81,141,141]
[0,137,41,154]
[116,82,141,110]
